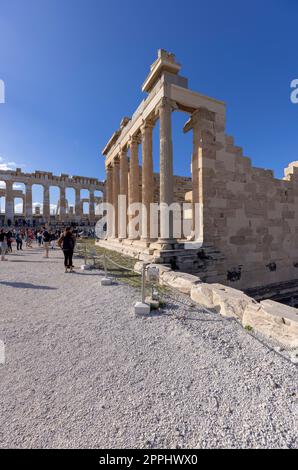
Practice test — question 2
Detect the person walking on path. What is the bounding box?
[37,230,43,246]
[16,231,23,251]
[6,229,13,253]
[0,229,8,261]
[50,231,56,250]
[25,229,34,248]
[42,227,51,258]
[58,227,76,273]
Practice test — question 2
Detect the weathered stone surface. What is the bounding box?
[211,284,256,320]
[191,282,255,319]
[242,300,298,348]
[160,270,200,295]
[134,261,171,275]
[190,283,215,309]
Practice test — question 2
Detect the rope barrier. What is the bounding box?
[104,254,138,273]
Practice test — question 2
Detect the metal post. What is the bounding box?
[84,244,87,265]
[141,263,146,304]
[100,250,112,285]
[134,263,150,315]
[104,251,107,278]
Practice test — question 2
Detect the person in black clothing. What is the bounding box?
[58,227,76,273]
[6,230,13,252]
[42,227,51,258]
[16,232,23,250]
[0,229,8,261]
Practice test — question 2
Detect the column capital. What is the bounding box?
[140,118,154,134]
[156,97,178,114]
[128,133,141,146]
[118,146,128,158]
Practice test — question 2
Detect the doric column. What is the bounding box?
[20,195,25,216]
[119,147,128,239]
[89,189,95,220]
[75,188,81,219]
[43,185,50,221]
[140,119,154,241]
[59,186,66,217]
[106,164,113,237]
[158,97,174,243]
[5,180,14,222]
[128,135,140,239]
[112,158,120,238]
[25,183,32,219]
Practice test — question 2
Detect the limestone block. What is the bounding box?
[134,261,171,276]
[191,283,256,320]
[242,300,298,348]
[160,270,201,295]
[190,283,215,309]
[211,284,256,320]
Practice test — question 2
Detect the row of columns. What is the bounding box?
[2,183,98,221]
[106,97,175,244]
[106,101,215,244]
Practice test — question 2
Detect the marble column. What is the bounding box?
[59,186,66,218]
[112,159,120,238]
[128,135,140,239]
[119,148,128,201]
[5,180,14,222]
[119,147,128,239]
[106,164,113,237]
[158,97,174,243]
[43,185,50,221]
[140,120,154,242]
[183,108,216,242]
[191,120,200,234]
[106,165,113,205]
[25,183,33,220]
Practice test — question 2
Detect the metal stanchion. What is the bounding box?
[100,251,112,286]
[134,263,150,315]
[80,243,91,270]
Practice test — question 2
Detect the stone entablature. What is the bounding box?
[0,168,105,225]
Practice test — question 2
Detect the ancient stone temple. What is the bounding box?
[0,168,105,227]
[99,49,298,291]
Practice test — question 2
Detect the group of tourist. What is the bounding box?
[0,227,61,253]
[0,225,77,272]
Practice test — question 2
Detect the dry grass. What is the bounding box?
[75,239,142,287]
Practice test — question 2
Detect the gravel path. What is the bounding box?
[0,246,297,449]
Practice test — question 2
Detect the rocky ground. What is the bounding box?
[0,245,297,449]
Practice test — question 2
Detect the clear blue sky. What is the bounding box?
[0,0,297,196]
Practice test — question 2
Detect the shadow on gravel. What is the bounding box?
[8,260,49,263]
[70,271,102,276]
[0,281,57,290]
[181,316,224,323]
